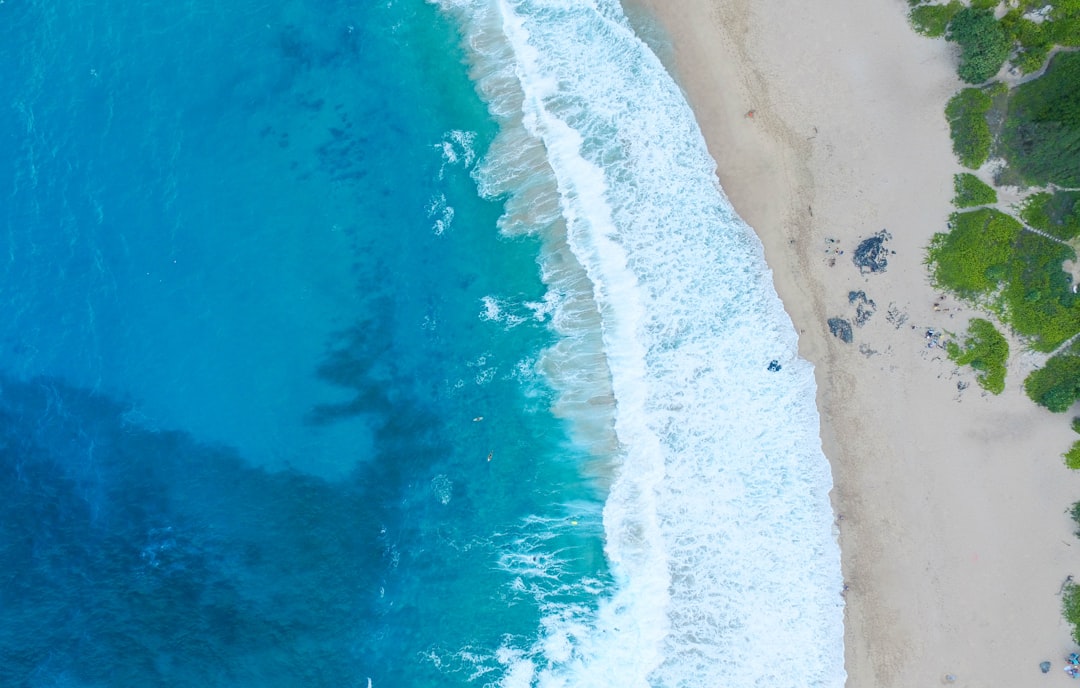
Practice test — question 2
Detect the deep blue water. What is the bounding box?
[0,0,607,685]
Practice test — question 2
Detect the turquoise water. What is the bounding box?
[0,1,608,685]
[2,0,847,685]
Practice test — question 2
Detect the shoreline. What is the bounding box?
[629,0,1080,684]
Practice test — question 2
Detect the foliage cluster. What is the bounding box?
[952,172,998,208]
[929,208,1080,352]
[911,1,963,37]
[1068,441,1080,468]
[1024,348,1080,411]
[947,8,1011,83]
[1066,582,1080,643]
[999,52,1080,187]
[945,88,993,168]
[1003,231,1080,351]
[1021,190,1080,240]
[928,209,1022,295]
[1071,499,1080,534]
[945,318,1009,393]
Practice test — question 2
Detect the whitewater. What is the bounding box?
[434,0,846,685]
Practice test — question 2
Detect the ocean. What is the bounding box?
[0,0,843,686]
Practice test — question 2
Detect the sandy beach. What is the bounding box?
[629,0,1080,684]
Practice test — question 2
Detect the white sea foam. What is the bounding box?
[435,0,845,686]
[427,192,457,235]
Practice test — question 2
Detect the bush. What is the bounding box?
[947,8,1011,83]
[911,2,964,37]
[1070,500,1080,539]
[1024,352,1080,411]
[945,88,993,168]
[946,318,1009,393]
[1065,582,1080,643]
[1002,231,1080,351]
[1072,416,1080,434]
[1021,191,1080,240]
[1067,441,1080,469]
[927,208,1022,296]
[999,52,1080,187]
[953,173,998,207]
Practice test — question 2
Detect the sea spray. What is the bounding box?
[436,0,846,685]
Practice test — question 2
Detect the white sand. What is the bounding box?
[628,0,1080,684]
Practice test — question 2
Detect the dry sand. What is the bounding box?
[627,0,1080,684]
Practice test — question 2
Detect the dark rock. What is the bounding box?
[848,291,877,327]
[767,360,782,372]
[828,317,853,343]
[852,230,893,274]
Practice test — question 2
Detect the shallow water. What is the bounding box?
[0,0,843,685]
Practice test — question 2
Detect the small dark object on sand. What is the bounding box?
[1041,661,1052,673]
[852,230,893,274]
[767,360,782,372]
[828,317,853,343]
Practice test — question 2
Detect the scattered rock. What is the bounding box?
[828,317,853,343]
[852,230,893,274]
[1040,661,1051,674]
[848,290,877,327]
[767,360,782,372]
[885,303,908,329]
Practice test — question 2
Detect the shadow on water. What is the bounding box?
[0,375,421,687]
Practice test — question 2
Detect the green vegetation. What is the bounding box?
[927,209,1022,295]
[947,8,1011,83]
[1066,582,1080,642]
[945,88,993,168]
[1003,231,1080,350]
[928,209,1079,350]
[1024,348,1080,411]
[953,172,997,207]
[1021,190,1080,240]
[999,52,1080,187]
[1002,14,1053,73]
[911,1,963,37]
[946,318,1009,393]
[911,0,1080,643]
[1068,441,1080,468]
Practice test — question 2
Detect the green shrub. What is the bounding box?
[1047,18,1080,46]
[1072,416,1080,434]
[1071,500,1080,538]
[970,0,998,9]
[1024,352,1080,411]
[999,52,1080,187]
[1068,441,1080,469]
[927,208,1022,296]
[945,88,993,168]
[947,318,1009,393]
[947,8,1011,83]
[1065,582,1080,643]
[911,2,964,37]
[1002,231,1080,351]
[953,173,998,207]
[1021,191,1080,240]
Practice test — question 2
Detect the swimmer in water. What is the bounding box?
[487,451,493,462]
